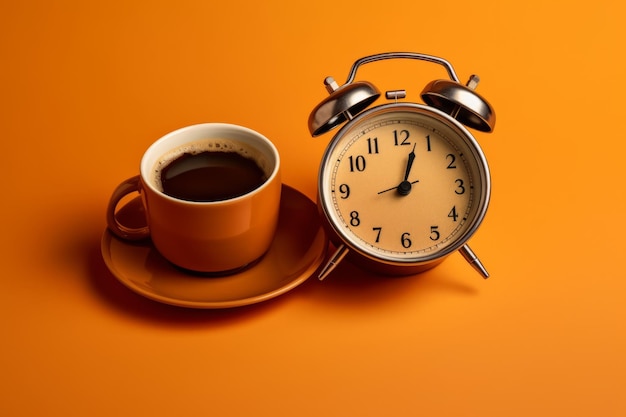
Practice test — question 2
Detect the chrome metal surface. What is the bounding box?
[385,90,407,100]
[459,244,490,278]
[317,244,350,281]
[421,78,496,132]
[344,52,461,84]
[308,80,380,136]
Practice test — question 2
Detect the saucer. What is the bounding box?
[101,185,328,308]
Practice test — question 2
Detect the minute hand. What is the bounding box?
[377,179,419,195]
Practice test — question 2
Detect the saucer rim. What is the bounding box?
[100,184,328,309]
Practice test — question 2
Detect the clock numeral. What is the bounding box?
[367,137,379,154]
[448,206,459,222]
[446,153,457,169]
[454,179,466,195]
[349,211,361,227]
[393,129,411,146]
[373,227,382,243]
[429,226,440,241]
[348,155,366,172]
[401,232,412,248]
[425,135,432,152]
[338,183,350,199]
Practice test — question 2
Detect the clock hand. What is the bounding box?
[378,144,419,195]
[403,143,417,182]
[397,143,417,196]
[377,180,419,195]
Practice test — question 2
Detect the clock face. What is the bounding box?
[319,104,490,264]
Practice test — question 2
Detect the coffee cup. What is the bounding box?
[106,123,281,274]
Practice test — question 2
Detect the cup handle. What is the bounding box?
[106,175,150,241]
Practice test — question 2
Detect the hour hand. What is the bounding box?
[403,143,416,182]
[396,144,417,195]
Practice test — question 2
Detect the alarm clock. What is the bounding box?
[308,52,496,280]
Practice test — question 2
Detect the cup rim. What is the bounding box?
[140,123,280,205]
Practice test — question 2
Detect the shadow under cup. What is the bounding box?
[135,123,282,275]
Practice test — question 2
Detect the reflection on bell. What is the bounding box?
[421,78,496,132]
[308,79,380,137]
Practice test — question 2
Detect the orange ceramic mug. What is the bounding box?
[107,123,281,274]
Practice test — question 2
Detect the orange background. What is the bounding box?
[1,1,624,415]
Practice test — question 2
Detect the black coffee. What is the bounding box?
[160,151,266,202]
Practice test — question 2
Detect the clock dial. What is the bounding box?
[319,104,489,264]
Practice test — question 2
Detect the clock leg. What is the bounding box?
[318,244,350,281]
[459,244,490,279]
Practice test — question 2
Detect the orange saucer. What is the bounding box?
[101,185,327,308]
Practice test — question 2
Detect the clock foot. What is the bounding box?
[459,244,490,279]
[318,244,350,281]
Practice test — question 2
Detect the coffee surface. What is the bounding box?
[160,151,266,201]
